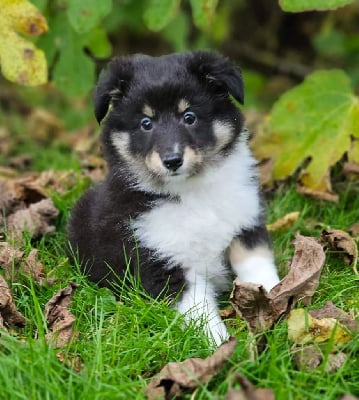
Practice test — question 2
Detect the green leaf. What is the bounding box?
[190,0,218,31]
[84,27,112,59]
[279,0,355,12]
[143,0,179,31]
[50,13,95,97]
[66,0,113,33]
[162,11,189,52]
[252,70,359,195]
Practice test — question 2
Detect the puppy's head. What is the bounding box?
[95,51,245,191]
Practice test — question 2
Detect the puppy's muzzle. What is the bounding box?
[162,153,183,172]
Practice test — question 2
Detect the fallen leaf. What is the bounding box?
[44,282,79,348]
[225,374,274,400]
[293,345,347,373]
[231,234,325,333]
[56,351,84,373]
[296,183,339,203]
[349,223,359,238]
[319,229,358,275]
[0,275,26,329]
[145,337,237,400]
[267,211,300,232]
[6,198,59,243]
[22,249,46,285]
[287,309,352,345]
[7,154,33,171]
[343,161,359,177]
[27,108,63,143]
[0,174,47,214]
[309,301,358,333]
[0,242,24,280]
[325,352,347,373]
[293,345,322,371]
[340,395,359,400]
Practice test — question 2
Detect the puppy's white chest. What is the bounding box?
[133,143,261,278]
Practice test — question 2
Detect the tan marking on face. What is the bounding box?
[145,150,165,174]
[142,104,154,118]
[178,99,190,113]
[212,120,234,149]
[111,131,133,162]
[228,239,273,266]
[183,146,203,170]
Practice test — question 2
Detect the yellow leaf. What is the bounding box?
[288,309,352,345]
[0,0,48,85]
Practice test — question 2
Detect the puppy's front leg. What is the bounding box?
[175,272,229,346]
[229,226,280,292]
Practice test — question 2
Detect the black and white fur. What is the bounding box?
[68,51,279,346]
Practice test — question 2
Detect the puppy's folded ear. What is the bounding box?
[188,51,244,104]
[94,57,133,124]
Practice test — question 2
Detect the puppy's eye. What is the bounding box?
[183,111,197,125]
[141,117,153,131]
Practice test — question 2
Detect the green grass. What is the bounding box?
[1,133,358,399]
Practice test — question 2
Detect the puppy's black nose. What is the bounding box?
[162,153,183,171]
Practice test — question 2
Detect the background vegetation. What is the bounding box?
[0,0,358,399]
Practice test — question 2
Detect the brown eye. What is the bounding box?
[141,117,153,131]
[183,111,196,125]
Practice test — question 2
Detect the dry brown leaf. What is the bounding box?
[7,154,33,171]
[296,183,339,203]
[293,345,322,371]
[0,242,24,280]
[6,198,59,243]
[343,161,359,176]
[0,175,47,215]
[27,108,63,143]
[44,282,79,348]
[225,374,274,400]
[293,345,347,373]
[340,395,359,400]
[267,211,300,232]
[0,242,55,285]
[56,351,84,373]
[0,275,26,329]
[22,249,46,285]
[349,223,359,239]
[319,229,358,275]
[145,337,237,400]
[230,234,325,333]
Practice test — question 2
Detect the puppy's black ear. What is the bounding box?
[94,57,133,124]
[188,51,244,104]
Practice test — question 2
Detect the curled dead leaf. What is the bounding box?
[145,337,237,400]
[296,183,339,203]
[230,234,325,334]
[6,198,59,243]
[0,275,26,329]
[319,229,358,275]
[267,211,300,232]
[225,374,274,400]
[45,282,79,348]
[293,345,347,373]
[0,242,24,280]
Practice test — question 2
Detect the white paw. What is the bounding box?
[233,256,280,292]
